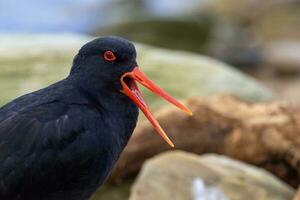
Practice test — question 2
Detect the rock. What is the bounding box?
[90,179,133,200]
[209,22,264,68]
[208,0,300,67]
[92,2,267,69]
[253,3,300,42]
[111,95,300,187]
[265,40,300,75]
[0,34,272,107]
[294,188,300,200]
[129,151,295,200]
[135,43,272,106]
[93,19,212,54]
[257,40,300,104]
[0,34,91,106]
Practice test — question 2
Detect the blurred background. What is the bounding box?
[0,0,300,199]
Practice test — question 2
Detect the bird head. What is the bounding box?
[71,36,192,147]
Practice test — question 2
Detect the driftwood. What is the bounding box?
[110,95,300,191]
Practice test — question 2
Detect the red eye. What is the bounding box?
[103,50,116,62]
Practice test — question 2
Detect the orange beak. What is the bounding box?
[121,67,192,147]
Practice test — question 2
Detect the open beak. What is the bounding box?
[121,67,192,147]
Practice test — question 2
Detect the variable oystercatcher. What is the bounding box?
[0,36,191,200]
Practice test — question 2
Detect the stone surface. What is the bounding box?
[0,34,273,199]
[0,34,272,107]
[294,188,300,200]
[294,187,300,200]
[90,179,133,200]
[208,0,300,67]
[111,95,300,187]
[210,0,300,32]
[129,151,294,200]
[208,19,263,68]
[134,43,272,106]
[265,40,300,75]
[93,19,212,54]
[0,34,91,106]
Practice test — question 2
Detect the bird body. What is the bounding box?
[0,36,191,200]
[0,78,138,200]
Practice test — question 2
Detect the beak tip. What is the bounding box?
[184,108,193,116]
[165,137,175,148]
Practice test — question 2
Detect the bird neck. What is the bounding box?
[68,70,113,97]
[67,73,136,112]
[66,74,139,147]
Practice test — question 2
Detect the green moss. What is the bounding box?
[91,179,134,200]
[93,19,213,54]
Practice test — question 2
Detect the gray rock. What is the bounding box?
[265,40,300,75]
[0,34,272,107]
[135,42,272,106]
[130,151,295,200]
[209,22,264,68]
[0,34,91,105]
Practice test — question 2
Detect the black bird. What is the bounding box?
[0,36,191,200]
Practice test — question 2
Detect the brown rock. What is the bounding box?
[294,187,300,200]
[110,95,300,188]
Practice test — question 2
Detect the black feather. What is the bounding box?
[0,37,139,200]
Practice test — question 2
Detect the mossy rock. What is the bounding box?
[92,19,213,54]
[0,34,272,108]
